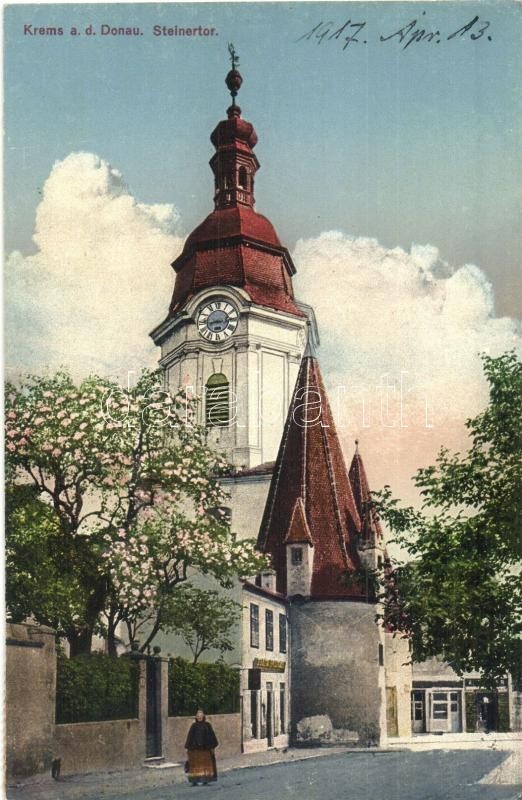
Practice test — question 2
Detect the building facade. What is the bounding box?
[241,579,290,752]
[148,62,414,749]
[150,61,520,749]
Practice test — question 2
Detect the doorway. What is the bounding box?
[477,693,496,732]
[427,690,462,733]
[266,683,274,747]
[411,690,426,734]
[386,686,398,737]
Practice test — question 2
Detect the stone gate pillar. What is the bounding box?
[6,622,56,780]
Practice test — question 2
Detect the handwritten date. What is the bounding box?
[297,13,492,51]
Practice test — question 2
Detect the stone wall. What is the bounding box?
[384,631,413,738]
[509,686,522,732]
[166,714,241,762]
[6,622,56,780]
[289,600,386,744]
[55,719,143,775]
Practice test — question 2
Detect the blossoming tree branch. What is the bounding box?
[5,369,267,656]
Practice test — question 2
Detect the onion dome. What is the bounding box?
[168,55,303,319]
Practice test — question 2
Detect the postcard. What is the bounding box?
[4,2,521,798]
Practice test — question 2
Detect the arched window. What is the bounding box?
[206,373,229,427]
[238,166,248,189]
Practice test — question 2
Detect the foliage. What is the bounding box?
[5,369,268,654]
[6,485,91,634]
[168,656,240,717]
[56,650,139,723]
[159,585,241,663]
[374,352,522,687]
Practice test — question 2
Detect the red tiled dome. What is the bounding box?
[184,206,281,251]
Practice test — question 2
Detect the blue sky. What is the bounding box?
[5,1,522,316]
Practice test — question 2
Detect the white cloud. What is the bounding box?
[6,157,521,512]
[5,152,183,379]
[293,231,521,507]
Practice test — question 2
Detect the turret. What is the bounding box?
[284,499,314,597]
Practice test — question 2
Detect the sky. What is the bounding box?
[4,1,522,508]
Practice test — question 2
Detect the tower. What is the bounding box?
[150,55,314,471]
[257,349,388,744]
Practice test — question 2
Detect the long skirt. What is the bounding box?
[187,749,217,783]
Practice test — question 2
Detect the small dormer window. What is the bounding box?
[291,547,303,566]
[238,166,248,189]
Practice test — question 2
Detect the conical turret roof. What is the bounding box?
[258,354,366,599]
[348,442,384,544]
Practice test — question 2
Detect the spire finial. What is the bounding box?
[225,44,243,112]
[228,42,239,72]
[355,439,359,453]
[303,322,317,359]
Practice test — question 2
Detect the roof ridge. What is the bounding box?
[314,364,352,572]
[257,358,305,550]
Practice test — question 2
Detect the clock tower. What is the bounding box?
[151,58,314,469]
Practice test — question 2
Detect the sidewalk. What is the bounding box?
[6,746,363,800]
[387,731,522,751]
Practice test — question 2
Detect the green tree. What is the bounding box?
[6,485,91,635]
[160,585,241,663]
[375,352,522,687]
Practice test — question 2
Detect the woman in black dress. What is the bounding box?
[185,709,219,786]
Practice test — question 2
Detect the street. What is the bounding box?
[73,750,521,800]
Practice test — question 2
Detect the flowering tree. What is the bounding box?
[5,369,267,655]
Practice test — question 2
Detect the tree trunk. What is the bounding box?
[68,576,109,657]
[68,626,94,657]
[107,604,119,658]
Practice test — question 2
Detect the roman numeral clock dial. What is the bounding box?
[197,299,239,342]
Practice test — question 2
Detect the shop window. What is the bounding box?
[265,609,274,651]
[432,692,449,719]
[206,373,229,427]
[250,603,259,648]
[280,683,286,734]
[279,613,287,654]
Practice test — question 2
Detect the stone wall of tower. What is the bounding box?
[222,473,273,542]
[289,600,386,744]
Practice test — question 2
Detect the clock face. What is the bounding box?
[197,299,239,342]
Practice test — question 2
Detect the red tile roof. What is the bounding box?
[257,355,366,599]
[227,460,275,478]
[168,216,303,318]
[284,498,313,545]
[166,101,305,319]
[348,444,384,544]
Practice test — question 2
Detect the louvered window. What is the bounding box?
[206,373,229,427]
